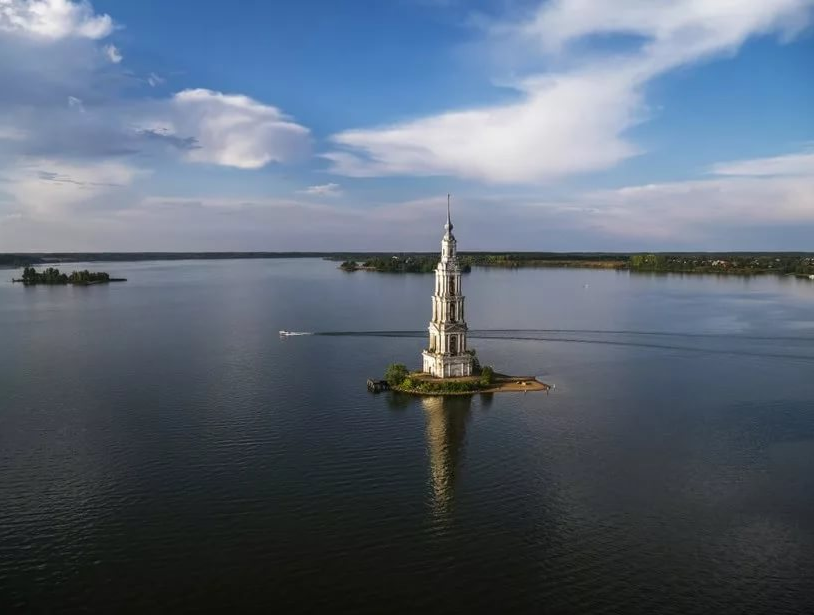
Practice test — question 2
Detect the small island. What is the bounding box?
[374,197,551,398]
[12,266,126,285]
[383,363,550,396]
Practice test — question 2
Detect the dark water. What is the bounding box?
[1,259,813,614]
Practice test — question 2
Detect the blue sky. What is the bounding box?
[0,0,812,251]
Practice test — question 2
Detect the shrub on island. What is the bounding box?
[408,380,483,393]
[479,365,495,387]
[385,363,409,387]
[385,363,502,394]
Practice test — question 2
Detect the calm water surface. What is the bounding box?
[1,259,813,613]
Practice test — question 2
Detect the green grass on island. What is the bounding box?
[383,363,550,395]
[385,363,495,394]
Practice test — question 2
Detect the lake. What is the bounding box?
[1,259,813,613]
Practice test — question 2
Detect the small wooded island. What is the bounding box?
[13,267,126,285]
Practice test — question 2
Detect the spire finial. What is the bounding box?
[445,193,453,233]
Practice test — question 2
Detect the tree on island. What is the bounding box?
[479,365,495,387]
[18,267,114,285]
[384,361,499,394]
[22,266,68,284]
[385,363,409,387]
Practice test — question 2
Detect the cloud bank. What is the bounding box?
[165,89,310,169]
[3,147,812,251]
[299,182,342,197]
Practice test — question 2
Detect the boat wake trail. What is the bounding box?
[318,330,423,338]
[472,334,814,363]
[308,329,814,363]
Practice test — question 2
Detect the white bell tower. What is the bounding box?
[422,195,474,378]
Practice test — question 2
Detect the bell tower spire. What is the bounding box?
[445,193,453,234]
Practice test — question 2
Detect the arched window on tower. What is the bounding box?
[448,277,455,295]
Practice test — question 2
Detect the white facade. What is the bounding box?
[422,198,474,378]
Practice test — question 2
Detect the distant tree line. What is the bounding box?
[332,252,625,272]
[629,254,814,275]
[362,256,446,273]
[0,255,45,268]
[343,252,814,276]
[340,256,470,273]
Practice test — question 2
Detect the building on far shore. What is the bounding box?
[422,196,474,378]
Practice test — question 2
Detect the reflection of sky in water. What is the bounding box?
[465,268,814,343]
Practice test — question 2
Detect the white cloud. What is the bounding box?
[67,94,84,111]
[0,10,311,170]
[3,149,812,250]
[153,89,311,169]
[711,149,814,177]
[0,0,114,40]
[299,182,341,196]
[3,158,145,215]
[103,42,121,63]
[516,0,811,55]
[327,68,641,183]
[0,125,27,141]
[327,0,814,184]
[147,72,164,87]
[557,148,814,242]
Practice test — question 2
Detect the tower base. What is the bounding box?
[422,351,474,378]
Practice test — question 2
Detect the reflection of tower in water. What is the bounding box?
[422,395,472,517]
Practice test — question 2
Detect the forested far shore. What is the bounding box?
[336,252,814,275]
[628,253,814,275]
[2,252,813,276]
